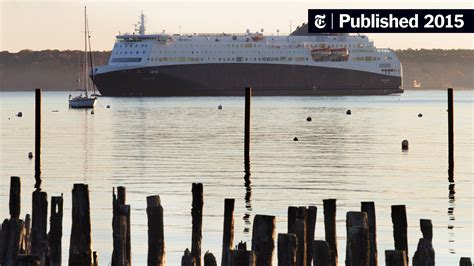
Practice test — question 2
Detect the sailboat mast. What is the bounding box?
[84,6,89,98]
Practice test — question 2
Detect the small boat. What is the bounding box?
[69,6,97,109]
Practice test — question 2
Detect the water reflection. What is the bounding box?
[243,171,252,235]
[448,182,456,254]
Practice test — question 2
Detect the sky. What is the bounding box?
[1,0,473,52]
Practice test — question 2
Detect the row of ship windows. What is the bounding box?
[148,57,310,62]
[381,68,400,73]
[110,56,386,63]
[114,43,367,49]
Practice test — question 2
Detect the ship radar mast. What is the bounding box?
[136,12,146,35]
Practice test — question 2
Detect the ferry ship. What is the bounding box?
[92,14,403,96]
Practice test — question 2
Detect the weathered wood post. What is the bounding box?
[16,254,41,266]
[459,257,472,266]
[313,240,331,266]
[323,199,338,266]
[296,219,307,266]
[231,242,256,266]
[9,176,21,220]
[34,88,42,189]
[419,219,432,243]
[385,250,407,266]
[447,88,454,181]
[278,233,297,266]
[306,206,317,266]
[69,184,92,266]
[24,214,32,254]
[222,199,235,266]
[288,207,298,234]
[244,87,252,173]
[345,212,369,266]
[182,249,195,266]
[204,252,217,266]
[93,251,98,266]
[49,195,63,266]
[2,218,25,266]
[192,183,203,266]
[31,190,47,265]
[112,186,131,266]
[391,205,408,264]
[252,215,276,266]
[147,195,165,266]
[361,202,377,266]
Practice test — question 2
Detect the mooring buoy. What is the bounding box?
[28,152,33,159]
[218,105,223,110]
[306,116,312,122]
[346,110,352,115]
[106,105,110,109]
[418,113,423,117]
[91,110,94,115]
[17,112,22,117]
[293,137,299,141]
[402,140,409,150]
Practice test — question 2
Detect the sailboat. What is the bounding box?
[69,6,97,109]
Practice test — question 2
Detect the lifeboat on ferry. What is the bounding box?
[330,48,349,55]
[329,48,349,61]
[310,48,331,61]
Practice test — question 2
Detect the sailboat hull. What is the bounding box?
[69,97,97,108]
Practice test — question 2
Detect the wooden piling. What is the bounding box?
[182,249,195,266]
[34,88,41,189]
[31,190,47,265]
[278,233,297,266]
[385,250,407,266]
[147,195,165,266]
[204,252,217,266]
[345,212,369,266]
[49,195,63,266]
[323,199,338,266]
[2,218,24,266]
[112,187,131,266]
[221,199,235,266]
[419,219,432,243]
[9,176,21,220]
[288,207,298,234]
[459,257,472,266]
[16,254,41,266]
[412,238,434,266]
[252,215,276,266]
[192,183,203,266]
[295,219,307,266]
[391,205,408,264]
[447,88,454,179]
[69,184,92,266]
[361,202,377,266]
[93,251,98,266]
[23,214,32,254]
[313,240,331,266]
[306,206,317,266]
[244,87,251,173]
[230,242,256,266]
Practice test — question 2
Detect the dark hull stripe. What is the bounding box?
[93,63,403,96]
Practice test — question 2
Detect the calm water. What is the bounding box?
[0,90,473,265]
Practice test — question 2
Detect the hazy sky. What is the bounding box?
[1,0,473,52]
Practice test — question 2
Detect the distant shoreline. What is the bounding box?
[1,49,472,91]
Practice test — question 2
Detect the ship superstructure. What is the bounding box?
[93,14,403,96]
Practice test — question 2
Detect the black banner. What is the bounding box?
[308,9,474,33]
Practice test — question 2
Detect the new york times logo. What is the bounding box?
[308,9,473,33]
[314,14,326,29]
